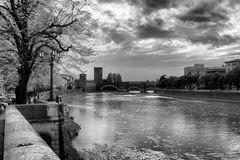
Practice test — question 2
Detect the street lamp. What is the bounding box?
[49,50,60,101]
[39,50,60,101]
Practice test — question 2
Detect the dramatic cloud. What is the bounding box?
[97,0,124,3]
[178,1,228,23]
[82,0,240,80]
[128,0,182,14]
[137,24,176,39]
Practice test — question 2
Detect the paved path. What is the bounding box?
[0,112,5,160]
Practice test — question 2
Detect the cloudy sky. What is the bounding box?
[82,0,240,81]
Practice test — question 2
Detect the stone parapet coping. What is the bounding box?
[4,105,60,160]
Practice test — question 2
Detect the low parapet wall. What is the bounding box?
[4,105,60,160]
[155,89,240,103]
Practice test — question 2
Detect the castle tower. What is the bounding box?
[94,67,103,91]
[80,74,87,92]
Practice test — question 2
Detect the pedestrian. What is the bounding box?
[33,96,36,104]
[12,97,15,104]
[59,97,62,103]
[55,95,60,103]
[28,96,31,104]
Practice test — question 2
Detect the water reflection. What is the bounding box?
[63,92,240,159]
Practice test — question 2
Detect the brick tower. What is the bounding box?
[94,67,103,91]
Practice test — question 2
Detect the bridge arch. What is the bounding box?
[128,86,143,91]
[100,85,121,91]
[146,87,158,91]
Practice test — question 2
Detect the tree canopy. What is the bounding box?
[157,67,240,90]
[106,73,122,84]
[0,0,96,103]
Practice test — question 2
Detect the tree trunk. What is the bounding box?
[15,70,31,104]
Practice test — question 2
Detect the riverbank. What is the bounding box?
[62,116,82,160]
[34,99,83,160]
[78,144,169,160]
[155,89,240,103]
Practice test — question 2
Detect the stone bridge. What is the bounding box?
[100,81,158,92]
[1,102,68,160]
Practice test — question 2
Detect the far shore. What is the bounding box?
[155,89,240,103]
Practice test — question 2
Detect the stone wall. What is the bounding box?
[62,117,81,160]
[4,105,60,160]
[31,121,60,156]
[16,103,63,158]
[9,102,82,160]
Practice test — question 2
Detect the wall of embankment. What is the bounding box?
[155,89,240,103]
[4,105,60,160]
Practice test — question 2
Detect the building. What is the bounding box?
[74,74,87,90]
[225,59,240,72]
[206,66,226,75]
[184,64,227,76]
[94,67,103,91]
[184,64,207,76]
[79,74,87,91]
[94,67,103,82]
[86,80,96,92]
[74,67,103,91]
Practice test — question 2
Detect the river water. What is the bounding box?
[63,92,240,159]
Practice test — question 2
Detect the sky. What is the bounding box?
[81,0,240,81]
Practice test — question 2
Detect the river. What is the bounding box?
[63,92,240,159]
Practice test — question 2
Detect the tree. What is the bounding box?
[28,63,66,94]
[159,75,166,82]
[208,73,225,90]
[106,73,113,83]
[106,72,122,84]
[116,74,122,83]
[180,75,198,90]
[225,71,234,90]
[0,0,95,103]
[0,55,19,93]
[157,75,166,88]
[112,73,117,84]
[199,74,211,89]
[229,67,240,90]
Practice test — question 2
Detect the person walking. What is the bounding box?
[55,95,60,103]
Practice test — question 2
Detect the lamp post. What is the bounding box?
[49,51,54,101]
[39,50,60,101]
[36,76,40,99]
[48,50,61,101]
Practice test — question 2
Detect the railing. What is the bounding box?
[4,105,60,160]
